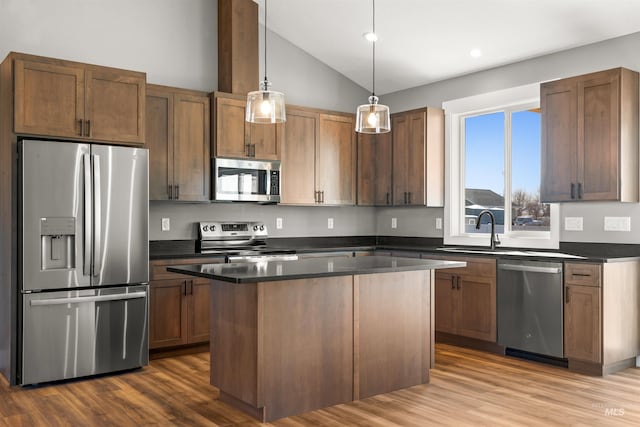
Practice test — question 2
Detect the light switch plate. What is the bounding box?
[327,218,334,229]
[276,217,283,229]
[435,218,443,230]
[391,218,397,229]
[604,216,631,232]
[564,217,583,231]
[161,217,170,231]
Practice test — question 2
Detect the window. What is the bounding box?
[443,84,559,249]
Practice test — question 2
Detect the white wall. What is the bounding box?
[381,31,640,243]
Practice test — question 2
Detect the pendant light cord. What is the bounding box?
[372,0,375,97]
[264,0,268,82]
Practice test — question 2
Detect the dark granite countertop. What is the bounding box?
[166,255,466,283]
[150,236,640,263]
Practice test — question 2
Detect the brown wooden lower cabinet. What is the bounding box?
[564,283,601,363]
[433,256,496,342]
[149,258,222,350]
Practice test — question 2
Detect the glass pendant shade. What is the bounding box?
[355,95,390,133]
[246,80,286,123]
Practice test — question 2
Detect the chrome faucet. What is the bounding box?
[475,210,501,250]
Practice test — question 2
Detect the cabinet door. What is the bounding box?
[85,67,145,144]
[149,279,188,349]
[281,108,318,204]
[14,59,85,138]
[434,272,456,334]
[564,284,601,363]
[357,132,392,206]
[250,122,281,160]
[405,112,426,205]
[317,114,356,205]
[187,279,211,344]
[215,96,249,158]
[541,78,578,202]
[456,275,496,342]
[392,114,409,205]
[173,93,210,201]
[578,70,620,201]
[146,87,174,200]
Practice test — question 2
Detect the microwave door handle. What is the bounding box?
[83,154,92,276]
[92,154,102,276]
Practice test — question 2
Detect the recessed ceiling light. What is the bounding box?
[363,32,378,42]
[470,48,482,58]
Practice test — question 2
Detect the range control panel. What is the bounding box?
[198,221,268,241]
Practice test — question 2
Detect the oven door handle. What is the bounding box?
[227,255,299,262]
[498,264,561,274]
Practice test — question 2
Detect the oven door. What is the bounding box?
[21,285,148,385]
[213,157,280,202]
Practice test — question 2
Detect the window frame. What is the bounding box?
[443,83,559,249]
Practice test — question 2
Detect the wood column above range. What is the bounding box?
[218,0,259,95]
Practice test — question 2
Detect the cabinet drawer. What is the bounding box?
[150,257,224,281]
[564,262,601,287]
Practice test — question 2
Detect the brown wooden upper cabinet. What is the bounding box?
[212,92,281,160]
[541,68,639,202]
[357,132,392,206]
[280,107,356,205]
[12,53,145,145]
[390,107,444,207]
[146,85,210,201]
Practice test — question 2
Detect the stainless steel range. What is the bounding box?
[196,221,297,262]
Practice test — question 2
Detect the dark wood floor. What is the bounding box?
[1,344,639,426]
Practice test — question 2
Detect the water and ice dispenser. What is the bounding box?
[40,217,75,270]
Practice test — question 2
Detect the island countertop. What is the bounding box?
[166,255,466,283]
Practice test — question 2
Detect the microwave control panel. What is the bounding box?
[270,171,280,195]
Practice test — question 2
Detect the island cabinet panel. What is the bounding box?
[356,271,430,399]
[541,67,639,202]
[13,54,145,145]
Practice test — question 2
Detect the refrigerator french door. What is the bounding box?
[19,140,149,385]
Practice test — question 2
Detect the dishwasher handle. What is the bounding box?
[498,264,562,274]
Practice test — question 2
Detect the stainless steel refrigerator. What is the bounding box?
[19,139,149,385]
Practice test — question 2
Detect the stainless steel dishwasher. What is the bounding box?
[497,259,564,358]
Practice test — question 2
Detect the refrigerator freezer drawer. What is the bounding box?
[21,285,148,385]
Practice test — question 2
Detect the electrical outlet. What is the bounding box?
[391,218,397,229]
[564,217,583,231]
[327,218,334,229]
[161,217,170,231]
[604,217,631,231]
[276,217,283,229]
[435,218,443,230]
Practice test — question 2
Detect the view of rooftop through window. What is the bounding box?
[464,108,550,234]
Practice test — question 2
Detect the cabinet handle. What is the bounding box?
[245,144,251,156]
[456,277,460,290]
[451,276,455,290]
[320,191,324,203]
[78,119,84,136]
[183,280,187,296]
[189,280,194,295]
[86,120,91,137]
[408,192,412,204]
[386,192,390,205]
[251,144,256,157]
[168,184,173,200]
[565,287,570,304]
[570,182,575,199]
[577,182,583,199]
[315,191,319,203]
[175,184,180,200]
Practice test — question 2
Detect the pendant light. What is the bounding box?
[355,0,390,133]
[246,0,286,123]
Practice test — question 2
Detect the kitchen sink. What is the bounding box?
[435,247,585,259]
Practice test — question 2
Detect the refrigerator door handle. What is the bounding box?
[92,154,102,276]
[83,153,92,276]
[29,291,147,307]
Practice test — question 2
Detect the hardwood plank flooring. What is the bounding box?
[1,344,639,426]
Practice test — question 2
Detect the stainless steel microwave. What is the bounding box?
[213,157,281,202]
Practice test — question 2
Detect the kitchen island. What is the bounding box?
[168,256,464,422]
